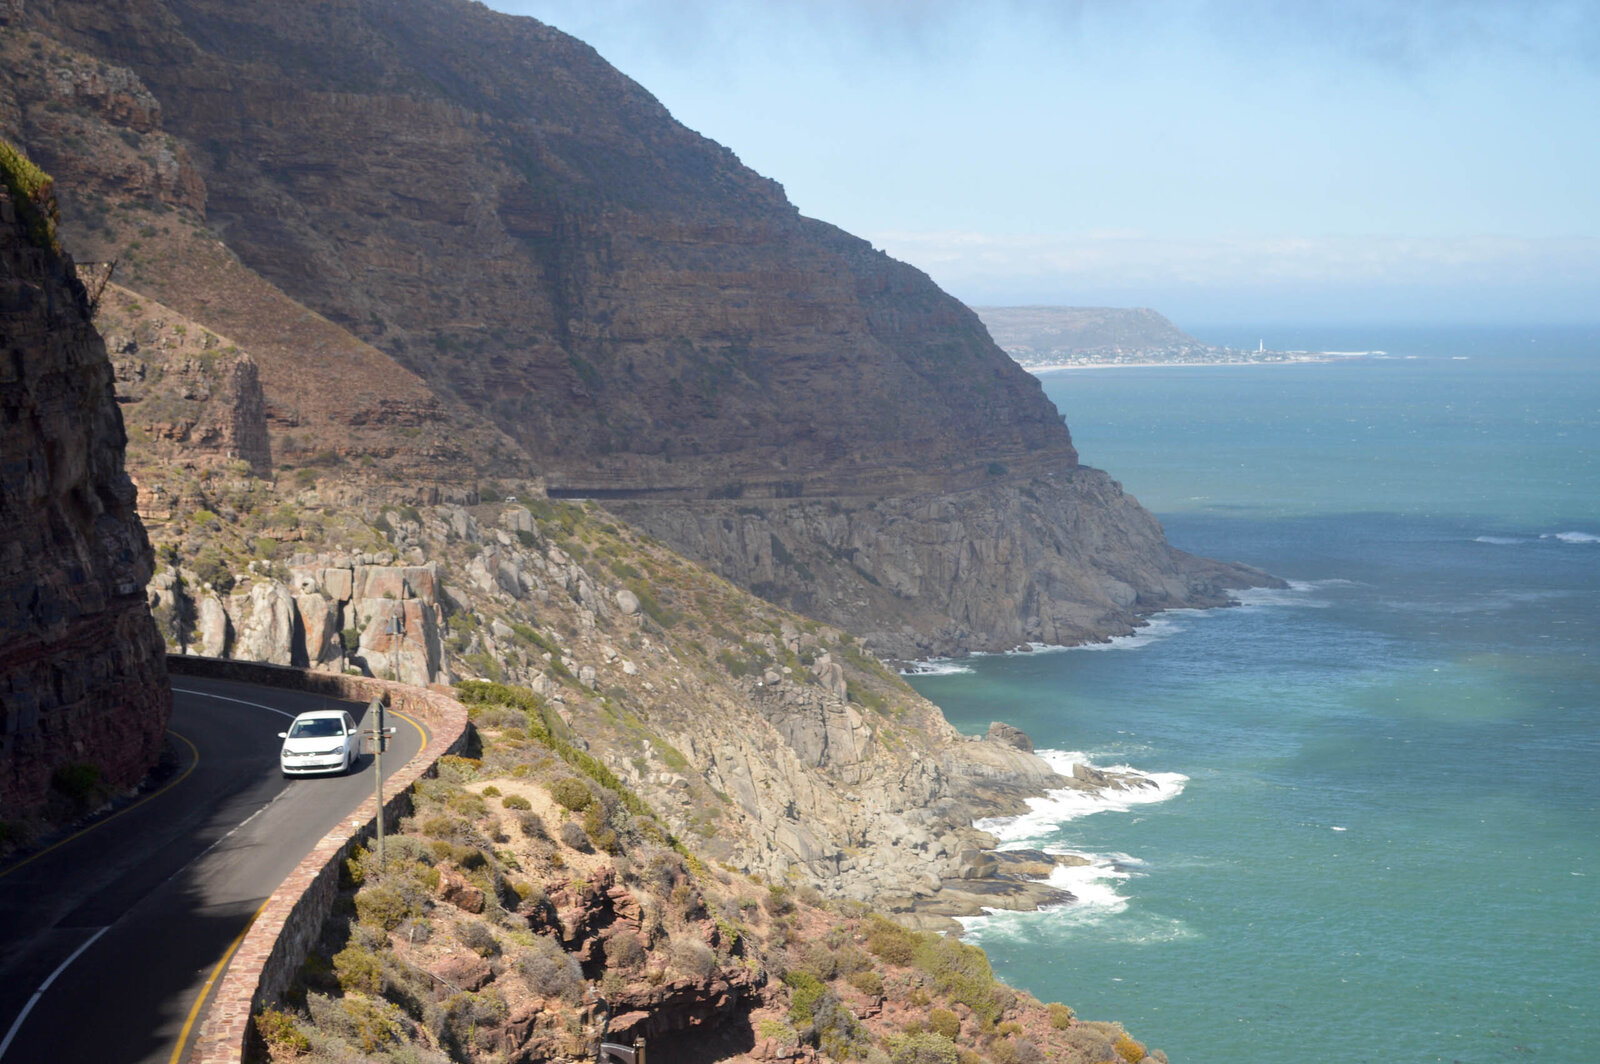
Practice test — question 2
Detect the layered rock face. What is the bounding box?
[0,164,169,817]
[619,467,1272,659]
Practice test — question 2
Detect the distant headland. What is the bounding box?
[971,305,1378,370]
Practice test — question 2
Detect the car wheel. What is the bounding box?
[344,749,356,775]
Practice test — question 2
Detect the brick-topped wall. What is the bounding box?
[170,656,471,1064]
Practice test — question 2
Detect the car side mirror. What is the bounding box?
[277,731,288,739]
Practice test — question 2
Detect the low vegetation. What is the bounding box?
[248,685,1161,1064]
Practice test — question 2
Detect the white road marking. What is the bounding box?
[172,686,298,719]
[0,926,111,1060]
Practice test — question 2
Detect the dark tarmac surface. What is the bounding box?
[0,676,426,1064]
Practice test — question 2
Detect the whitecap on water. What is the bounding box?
[1229,580,1341,609]
[1542,531,1599,544]
[1473,535,1524,545]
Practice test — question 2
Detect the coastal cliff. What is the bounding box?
[0,143,169,822]
[2,0,1276,656]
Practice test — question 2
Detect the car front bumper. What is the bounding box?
[281,751,348,775]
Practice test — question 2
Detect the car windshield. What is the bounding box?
[288,718,344,738]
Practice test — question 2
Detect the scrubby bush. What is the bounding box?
[434,988,507,1057]
[928,1008,960,1040]
[1114,1033,1148,1063]
[607,931,647,970]
[454,920,500,958]
[888,1031,959,1064]
[517,810,547,839]
[254,1008,309,1056]
[51,762,102,803]
[481,785,502,798]
[864,914,922,966]
[582,802,620,853]
[516,937,582,1001]
[501,794,531,811]
[548,777,592,811]
[848,969,884,997]
[1047,1002,1074,1029]
[354,884,414,930]
[306,992,404,1054]
[559,821,592,852]
[762,884,795,916]
[333,944,383,994]
[784,970,827,1024]
[670,939,717,980]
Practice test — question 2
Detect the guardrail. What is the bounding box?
[168,657,471,1064]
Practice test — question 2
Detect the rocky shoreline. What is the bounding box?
[894,738,1164,932]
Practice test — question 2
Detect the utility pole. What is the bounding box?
[371,592,403,871]
[366,695,391,869]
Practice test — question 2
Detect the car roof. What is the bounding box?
[291,709,350,721]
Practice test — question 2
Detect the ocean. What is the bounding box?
[907,326,1599,1063]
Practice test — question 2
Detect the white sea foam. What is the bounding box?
[973,749,1188,843]
[1229,580,1342,609]
[1054,612,1197,652]
[898,659,973,676]
[1474,535,1524,545]
[1543,531,1600,544]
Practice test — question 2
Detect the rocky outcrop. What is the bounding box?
[97,284,272,475]
[147,553,452,686]
[0,153,169,818]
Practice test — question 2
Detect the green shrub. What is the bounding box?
[0,139,58,251]
[51,762,102,803]
[253,1008,309,1056]
[864,914,922,966]
[848,969,884,997]
[307,992,404,1054]
[501,794,531,811]
[481,785,502,798]
[1114,1033,1147,1063]
[353,884,413,930]
[783,970,827,1024]
[888,1031,959,1064]
[517,810,547,838]
[332,944,383,994]
[928,1007,960,1040]
[1048,1002,1074,1029]
[548,777,592,811]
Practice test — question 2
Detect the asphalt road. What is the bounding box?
[0,676,428,1064]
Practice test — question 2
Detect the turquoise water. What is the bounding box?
[908,328,1599,1063]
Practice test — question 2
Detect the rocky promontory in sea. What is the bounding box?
[0,142,169,825]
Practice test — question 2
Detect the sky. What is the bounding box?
[484,1,1600,328]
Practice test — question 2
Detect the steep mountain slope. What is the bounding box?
[0,141,169,825]
[1,0,1276,656]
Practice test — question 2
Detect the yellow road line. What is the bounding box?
[168,896,271,1064]
[392,708,429,751]
[0,730,200,883]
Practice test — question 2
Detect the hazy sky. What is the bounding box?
[486,1,1599,327]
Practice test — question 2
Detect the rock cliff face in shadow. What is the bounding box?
[6,0,1278,655]
[0,150,169,818]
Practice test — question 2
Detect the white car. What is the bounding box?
[278,709,360,777]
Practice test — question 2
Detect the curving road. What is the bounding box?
[0,676,428,1064]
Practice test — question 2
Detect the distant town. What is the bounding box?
[970,305,1359,369]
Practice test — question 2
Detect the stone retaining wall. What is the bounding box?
[170,656,471,1064]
